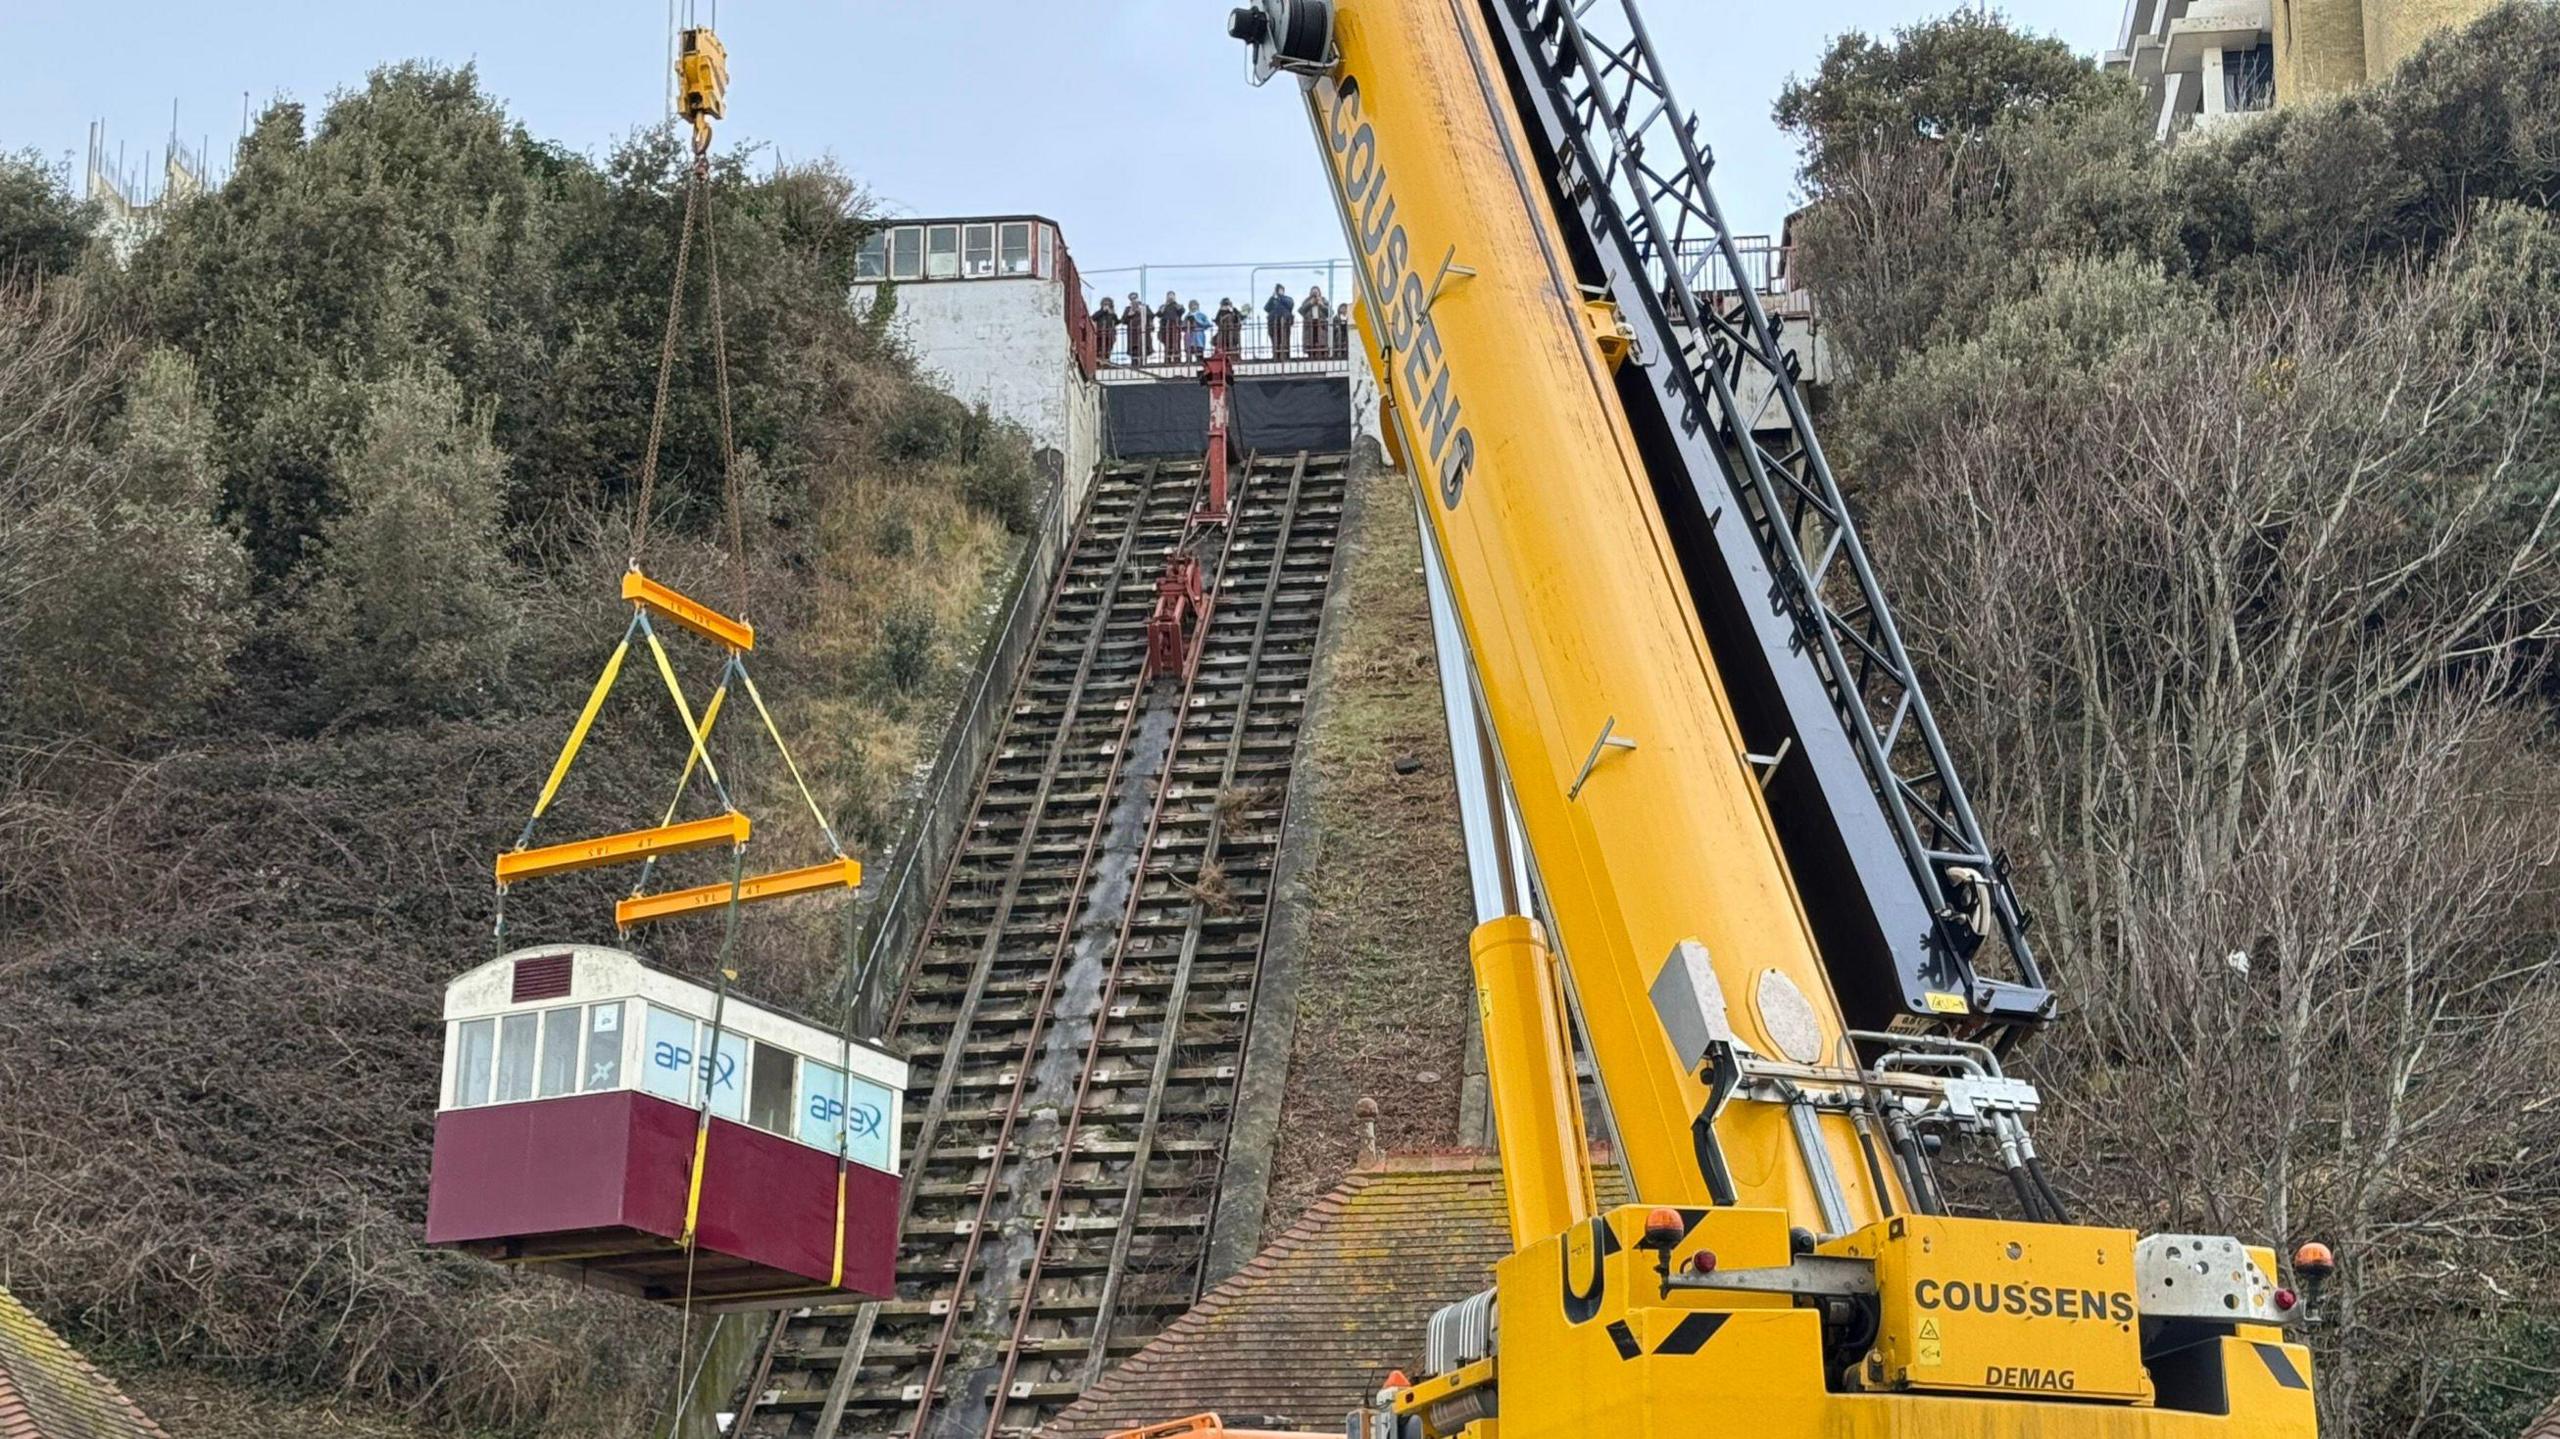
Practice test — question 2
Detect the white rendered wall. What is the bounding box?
[1058,366,1101,535]
[855,277,1100,514]
[1347,351,1390,457]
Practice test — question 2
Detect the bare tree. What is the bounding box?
[0,282,131,614]
[1848,238,2560,1432]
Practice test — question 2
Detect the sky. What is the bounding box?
[14,1,2121,299]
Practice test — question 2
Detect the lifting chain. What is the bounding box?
[628,126,749,617]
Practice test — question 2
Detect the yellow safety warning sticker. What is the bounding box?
[1917,1318,1944,1367]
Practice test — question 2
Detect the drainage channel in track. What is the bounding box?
[729,450,1348,1439]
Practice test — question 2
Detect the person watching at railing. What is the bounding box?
[1156,292,1185,367]
[1125,291,1150,364]
[1264,284,1296,361]
[1215,298,1244,356]
[1092,296,1119,365]
[1301,287,1332,361]
[1185,300,1211,362]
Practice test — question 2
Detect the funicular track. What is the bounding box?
[731,450,1347,1439]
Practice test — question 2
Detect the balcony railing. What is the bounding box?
[1085,236,1804,382]
[1091,307,1354,380]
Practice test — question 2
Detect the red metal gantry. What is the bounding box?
[1149,352,1244,680]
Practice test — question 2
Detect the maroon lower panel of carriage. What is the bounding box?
[425,1089,897,1309]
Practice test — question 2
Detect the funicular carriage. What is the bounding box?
[419,566,900,1313]
[421,24,910,1315]
[425,944,904,1308]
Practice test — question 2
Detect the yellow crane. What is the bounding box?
[1217,0,2329,1433]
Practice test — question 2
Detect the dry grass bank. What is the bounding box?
[1261,466,1476,1234]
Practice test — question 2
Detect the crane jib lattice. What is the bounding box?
[1482,0,2052,1037]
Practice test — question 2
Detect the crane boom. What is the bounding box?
[1227,0,2325,1433]
[1292,0,1890,1234]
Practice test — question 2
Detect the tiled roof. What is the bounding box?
[2525,1396,2560,1439]
[1050,1151,1624,1439]
[0,1289,168,1439]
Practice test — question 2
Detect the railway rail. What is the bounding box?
[730,450,1348,1439]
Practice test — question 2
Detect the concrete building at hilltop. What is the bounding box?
[851,214,1105,526]
[2105,0,2499,139]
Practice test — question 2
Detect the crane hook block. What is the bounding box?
[677,27,729,145]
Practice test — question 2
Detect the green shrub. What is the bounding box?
[289,368,515,721]
[963,438,1037,535]
[871,509,915,558]
[882,391,967,462]
[881,602,936,694]
[5,348,247,742]
[0,150,96,280]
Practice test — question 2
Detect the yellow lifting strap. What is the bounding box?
[740,662,838,851]
[829,1163,849,1288]
[645,622,727,795]
[654,680,731,830]
[682,1117,711,1248]
[528,633,633,825]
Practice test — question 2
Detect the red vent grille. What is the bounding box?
[511,953,574,1003]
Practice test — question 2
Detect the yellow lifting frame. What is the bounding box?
[624,568,754,652]
[527,634,633,825]
[616,856,862,929]
[496,811,750,885]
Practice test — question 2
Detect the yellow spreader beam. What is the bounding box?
[624,570,755,652]
[496,812,751,885]
[616,856,863,929]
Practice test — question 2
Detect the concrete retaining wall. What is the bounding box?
[1205,446,1381,1286]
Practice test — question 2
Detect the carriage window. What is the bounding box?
[495,1011,538,1103]
[644,1004,696,1103]
[888,226,922,281]
[925,225,959,280]
[845,1074,895,1171]
[1000,222,1032,276]
[538,1006,580,1098]
[705,1028,749,1122]
[748,1040,797,1135]
[799,1060,846,1150]
[454,1017,495,1108]
[583,1002,623,1091]
[854,229,887,281]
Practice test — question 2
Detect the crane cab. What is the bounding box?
[424,944,904,1310]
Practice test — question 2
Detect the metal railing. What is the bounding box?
[1672,234,1787,295]
[1086,240,1799,384]
[1089,302,1356,378]
[836,466,1074,1032]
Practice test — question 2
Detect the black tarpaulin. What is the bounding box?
[1104,376,1350,459]
[1104,382,1210,459]
[1236,376,1350,455]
